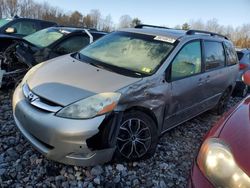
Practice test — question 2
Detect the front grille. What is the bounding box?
[22,83,62,113]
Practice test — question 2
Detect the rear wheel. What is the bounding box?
[113,111,158,161]
[215,88,231,115]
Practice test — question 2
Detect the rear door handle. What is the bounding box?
[205,75,210,83]
[198,78,204,86]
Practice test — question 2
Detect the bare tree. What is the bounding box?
[189,19,205,30]
[101,14,113,32]
[5,0,19,17]
[0,1,249,48]
[0,0,5,18]
[118,14,132,28]
[174,24,181,29]
[89,9,101,29]
[205,18,223,34]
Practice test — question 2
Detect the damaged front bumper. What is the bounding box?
[0,41,31,88]
[0,68,27,88]
[12,84,116,166]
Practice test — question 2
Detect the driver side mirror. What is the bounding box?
[242,70,250,86]
[5,27,17,34]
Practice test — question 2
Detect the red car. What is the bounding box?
[189,71,250,188]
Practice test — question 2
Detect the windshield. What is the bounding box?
[24,28,64,48]
[79,32,174,75]
[0,18,12,28]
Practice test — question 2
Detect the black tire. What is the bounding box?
[232,83,248,98]
[215,88,231,115]
[111,111,158,161]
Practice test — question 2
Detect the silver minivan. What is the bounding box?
[12,25,239,166]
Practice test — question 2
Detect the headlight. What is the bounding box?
[197,138,250,188]
[56,92,121,119]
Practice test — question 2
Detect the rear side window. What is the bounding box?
[224,42,238,65]
[171,41,201,80]
[204,41,225,71]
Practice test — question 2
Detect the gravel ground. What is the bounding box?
[0,89,243,188]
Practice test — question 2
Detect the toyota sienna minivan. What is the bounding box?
[12,24,239,166]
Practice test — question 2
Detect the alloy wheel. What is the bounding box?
[117,118,152,159]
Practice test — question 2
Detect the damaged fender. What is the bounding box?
[117,75,171,135]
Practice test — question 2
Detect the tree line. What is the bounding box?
[0,0,141,31]
[0,0,249,48]
[178,19,250,48]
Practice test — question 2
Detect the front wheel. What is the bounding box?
[114,111,158,161]
[215,89,231,115]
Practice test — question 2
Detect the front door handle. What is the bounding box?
[205,75,211,83]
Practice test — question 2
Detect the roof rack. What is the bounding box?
[135,24,169,30]
[186,29,228,40]
[55,25,98,31]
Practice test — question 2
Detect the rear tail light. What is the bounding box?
[239,63,248,70]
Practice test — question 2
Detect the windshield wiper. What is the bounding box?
[74,52,107,69]
[73,52,144,78]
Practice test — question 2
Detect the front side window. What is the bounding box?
[9,21,38,35]
[224,42,238,66]
[24,28,64,48]
[78,32,174,75]
[204,41,225,70]
[55,35,90,54]
[171,41,201,80]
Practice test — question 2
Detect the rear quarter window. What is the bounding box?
[224,42,238,66]
[237,52,244,61]
[204,41,225,71]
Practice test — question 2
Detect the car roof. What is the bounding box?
[1,18,13,21]
[236,48,250,53]
[51,26,107,34]
[13,17,56,24]
[119,28,186,40]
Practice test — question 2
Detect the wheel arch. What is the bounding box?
[228,85,233,93]
[124,106,159,131]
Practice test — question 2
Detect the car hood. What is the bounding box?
[27,54,141,106]
[219,96,250,176]
[0,34,21,40]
